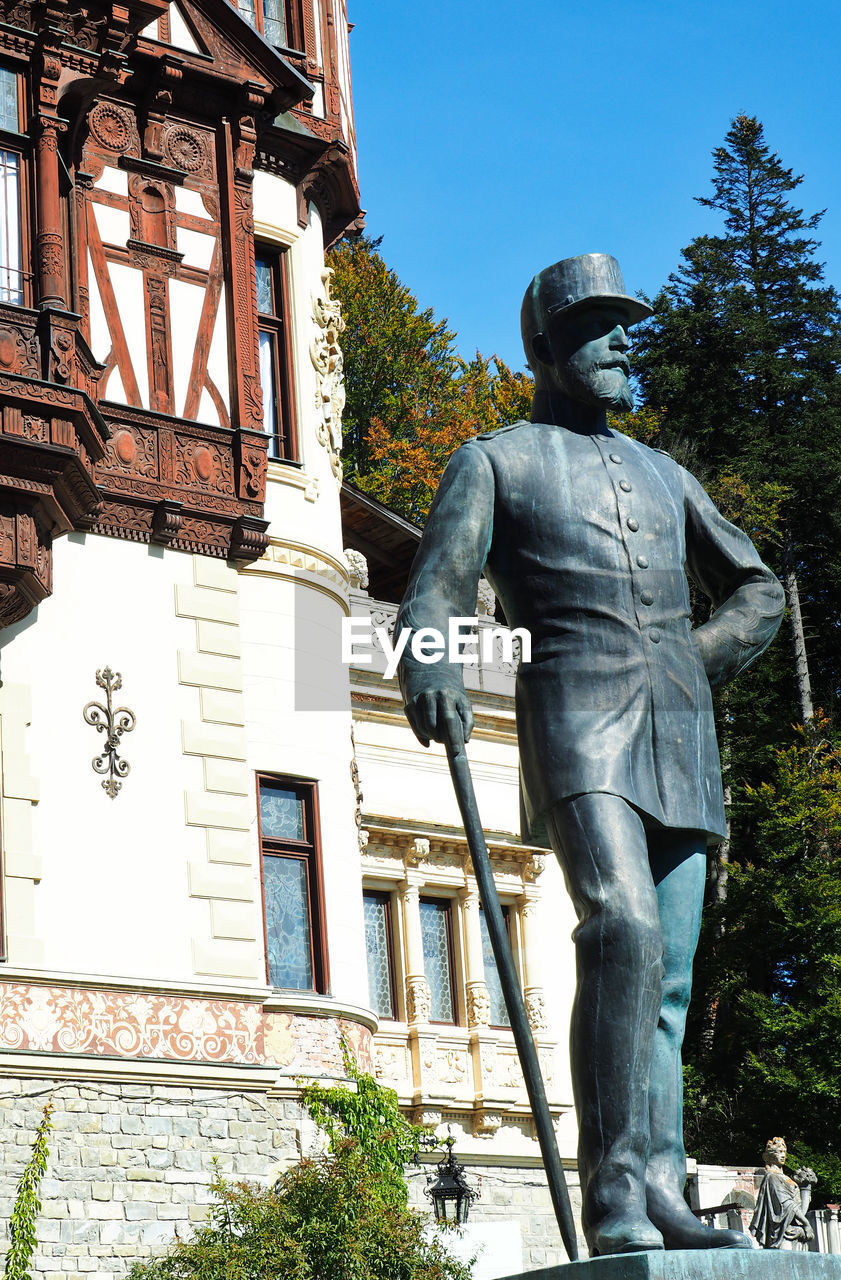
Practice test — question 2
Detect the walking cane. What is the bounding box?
[444,730,579,1263]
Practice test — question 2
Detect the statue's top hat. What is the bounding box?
[523,253,653,334]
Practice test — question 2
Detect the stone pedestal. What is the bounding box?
[498,1250,841,1280]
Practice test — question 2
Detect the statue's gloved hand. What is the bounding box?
[404,688,474,750]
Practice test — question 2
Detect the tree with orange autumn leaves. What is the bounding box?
[328,235,532,521]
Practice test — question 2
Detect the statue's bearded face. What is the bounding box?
[542,304,634,412]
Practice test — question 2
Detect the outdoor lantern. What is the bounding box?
[424,1136,478,1224]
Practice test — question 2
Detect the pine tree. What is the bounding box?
[634,115,841,721]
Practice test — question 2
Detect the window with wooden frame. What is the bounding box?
[479,904,512,1028]
[0,65,29,307]
[254,247,297,461]
[419,896,458,1024]
[258,775,328,993]
[363,889,398,1020]
[235,0,303,50]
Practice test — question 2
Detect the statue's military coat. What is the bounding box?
[397,421,785,846]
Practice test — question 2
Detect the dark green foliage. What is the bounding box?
[5,1098,53,1280]
[633,114,841,714]
[631,115,841,1198]
[127,1155,472,1280]
[685,718,841,1197]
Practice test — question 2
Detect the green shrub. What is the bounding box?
[128,1150,472,1280]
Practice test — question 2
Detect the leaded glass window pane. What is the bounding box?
[238,0,258,30]
[479,906,511,1027]
[0,150,21,305]
[0,69,18,133]
[363,893,394,1019]
[264,855,313,988]
[255,256,274,314]
[262,0,287,46]
[260,781,304,840]
[258,329,279,456]
[420,899,454,1022]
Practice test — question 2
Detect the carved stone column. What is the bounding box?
[520,893,549,1034]
[400,877,438,1104]
[460,885,490,1029]
[400,881,429,1026]
[461,881,497,1126]
[34,114,68,310]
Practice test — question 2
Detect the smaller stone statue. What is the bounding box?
[750,1136,816,1250]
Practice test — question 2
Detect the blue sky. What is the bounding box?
[347,1,841,370]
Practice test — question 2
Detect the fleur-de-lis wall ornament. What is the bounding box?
[83,667,136,798]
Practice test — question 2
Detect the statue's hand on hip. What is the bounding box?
[405,688,474,751]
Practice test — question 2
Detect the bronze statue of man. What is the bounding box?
[396,254,785,1258]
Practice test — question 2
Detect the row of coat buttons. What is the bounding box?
[608,450,659,640]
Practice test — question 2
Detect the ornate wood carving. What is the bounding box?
[89,403,269,561]
[222,111,264,435]
[34,115,68,308]
[0,368,107,626]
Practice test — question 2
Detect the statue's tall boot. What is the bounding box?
[645,837,752,1250]
[548,795,665,1257]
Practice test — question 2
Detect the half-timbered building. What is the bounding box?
[0,0,377,1269]
[0,1,595,1274]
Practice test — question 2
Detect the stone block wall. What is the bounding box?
[407,1161,585,1271]
[0,1079,312,1277]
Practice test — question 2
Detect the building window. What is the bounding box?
[237,0,286,45]
[0,66,26,306]
[258,776,328,992]
[235,0,304,48]
[419,897,457,1024]
[479,904,512,1028]
[255,248,296,461]
[363,890,397,1020]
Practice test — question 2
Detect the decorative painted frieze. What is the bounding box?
[0,980,372,1075]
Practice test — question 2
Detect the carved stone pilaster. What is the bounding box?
[310,267,345,481]
[466,980,491,1028]
[524,987,548,1033]
[411,1028,439,1096]
[405,975,431,1026]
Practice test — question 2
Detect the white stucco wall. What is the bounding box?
[0,535,203,981]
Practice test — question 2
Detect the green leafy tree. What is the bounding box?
[328,234,461,478]
[5,1098,53,1280]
